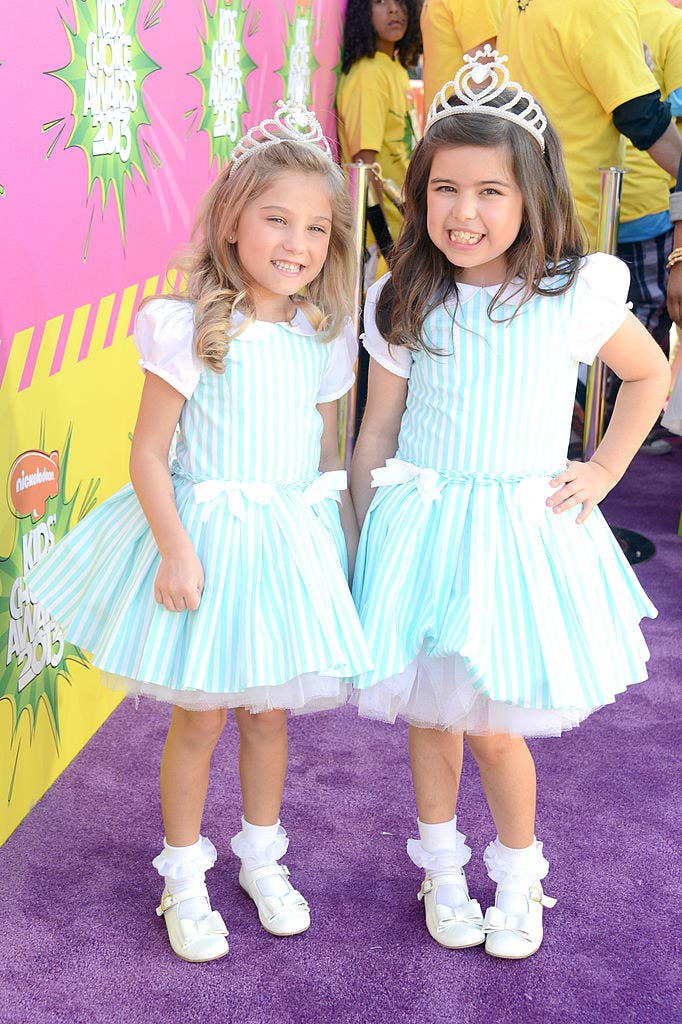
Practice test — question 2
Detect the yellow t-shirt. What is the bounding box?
[421,0,503,113]
[498,0,659,249]
[621,0,682,223]
[336,52,414,246]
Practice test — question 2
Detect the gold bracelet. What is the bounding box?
[666,246,682,269]
[368,163,404,210]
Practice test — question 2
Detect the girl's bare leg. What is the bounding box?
[233,708,288,825]
[160,706,227,846]
[408,725,465,822]
[465,733,536,847]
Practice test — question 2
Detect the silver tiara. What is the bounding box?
[425,46,547,151]
[230,100,333,170]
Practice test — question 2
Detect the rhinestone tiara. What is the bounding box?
[230,100,333,170]
[425,46,547,151]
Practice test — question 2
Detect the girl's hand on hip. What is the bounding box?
[547,460,617,524]
[154,549,205,611]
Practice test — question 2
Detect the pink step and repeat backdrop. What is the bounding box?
[0,0,346,843]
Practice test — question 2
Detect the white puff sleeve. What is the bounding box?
[571,253,630,365]
[362,273,413,378]
[133,299,202,400]
[317,318,358,402]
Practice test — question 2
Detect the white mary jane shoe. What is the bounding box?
[417,871,486,949]
[483,881,557,960]
[239,863,311,937]
[156,881,229,963]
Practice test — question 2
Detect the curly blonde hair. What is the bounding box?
[153,142,354,373]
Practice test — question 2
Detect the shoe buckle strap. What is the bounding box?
[156,891,183,916]
[244,862,289,883]
[529,883,557,908]
[156,883,209,917]
[417,878,433,901]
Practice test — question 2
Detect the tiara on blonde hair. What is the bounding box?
[425,46,547,151]
[230,100,333,170]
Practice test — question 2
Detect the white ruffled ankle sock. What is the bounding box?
[418,817,469,910]
[485,837,548,916]
[232,817,290,898]
[154,836,213,922]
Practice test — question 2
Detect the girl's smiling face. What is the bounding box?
[235,171,333,321]
[426,144,524,286]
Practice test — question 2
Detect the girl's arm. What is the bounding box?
[350,358,408,528]
[318,401,359,580]
[130,372,204,611]
[548,312,671,523]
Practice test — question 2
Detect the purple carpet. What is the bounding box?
[2,443,680,1024]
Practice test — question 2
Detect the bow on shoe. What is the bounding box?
[417,878,484,932]
[434,901,484,933]
[483,905,535,942]
[177,910,229,950]
[262,888,310,924]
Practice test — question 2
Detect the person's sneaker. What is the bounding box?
[640,437,673,454]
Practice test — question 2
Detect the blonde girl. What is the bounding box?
[28,105,372,963]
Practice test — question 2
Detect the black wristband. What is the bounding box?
[366,205,394,262]
[612,90,671,150]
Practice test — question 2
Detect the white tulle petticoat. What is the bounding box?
[351,648,624,736]
[101,671,350,714]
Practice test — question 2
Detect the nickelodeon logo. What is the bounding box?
[8,450,60,520]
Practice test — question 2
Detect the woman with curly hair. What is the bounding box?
[336,0,422,279]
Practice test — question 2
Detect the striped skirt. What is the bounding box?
[352,469,656,736]
[26,476,372,711]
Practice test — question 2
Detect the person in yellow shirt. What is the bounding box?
[497,0,682,251]
[618,0,682,358]
[336,0,421,274]
[617,0,682,450]
[420,0,503,113]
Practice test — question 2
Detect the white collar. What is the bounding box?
[232,307,317,336]
[452,279,525,309]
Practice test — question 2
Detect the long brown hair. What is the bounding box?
[376,95,588,350]
[153,141,354,373]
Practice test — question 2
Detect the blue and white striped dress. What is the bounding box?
[27,299,372,711]
[352,254,656,735]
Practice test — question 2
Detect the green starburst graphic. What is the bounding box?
[277,1,319,107]
[188,0,257,168]
[0,425,100,747]
[46,0,160,239]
